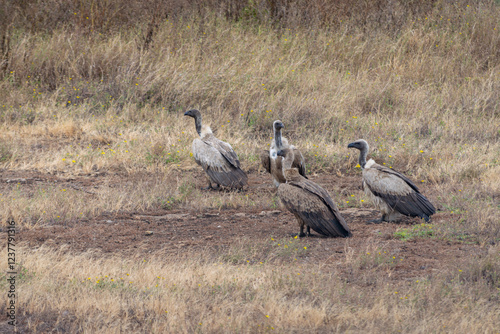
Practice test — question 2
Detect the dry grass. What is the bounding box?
[1,0,499,332]
[1,243,499,333]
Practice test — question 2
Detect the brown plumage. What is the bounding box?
[185,109,248,190]
[348,139,436,223]
[260,120,306,187]
[277,148,351,238]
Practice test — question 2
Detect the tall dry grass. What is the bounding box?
[1,0,499,241]
[0,242,499,333]
[0,1,499,332]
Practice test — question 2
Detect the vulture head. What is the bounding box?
[277,148,300,180]
[273,120,284,131]
[184,109,203,136]
[347,139,369,151]
[277,148,294,167]
[184,109,201,119]
[347,139,369,168]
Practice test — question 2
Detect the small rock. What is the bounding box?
[6,178,32,184]
[259,210,281,216]
[145,231,153,236]
[106,220,113,223]
[164,213,189,220]
[234,213,246,218]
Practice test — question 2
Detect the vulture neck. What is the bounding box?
[274,127,283,149]
[282,151,295,177]
[200,124,213,137]
[193,114,203,136]
[284,168,301,182]
[359,145,369,169]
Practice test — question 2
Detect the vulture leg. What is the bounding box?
[306,225,311,237]
[296,215,306,237]
[202,177,218,191]
[299,225,306,238]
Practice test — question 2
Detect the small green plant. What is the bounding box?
[160,196,176,210]
[0,142,13,162]
[270,195,280,209]
[394,223,434,241]
[177,181,195,201]
[357,250,402,270]
[145,144,182,165]
[270,236,308,259]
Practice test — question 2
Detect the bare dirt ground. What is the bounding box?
[5,168,483,283]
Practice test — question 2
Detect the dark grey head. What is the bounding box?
[348,139,369,169]
[347,139,369,151]
[277,148,294,170]
[277,148,294,159]
[184,109,201,118]
[273,120,284,131]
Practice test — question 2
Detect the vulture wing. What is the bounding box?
[291,147,307,178]
[192,138,247,188]
[260,150,271,174]
[363,164,436,220]
[203,136,241,168]
[279,181,351,237]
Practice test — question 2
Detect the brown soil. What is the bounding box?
[4,169,484,282]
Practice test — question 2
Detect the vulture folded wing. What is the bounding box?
[203,137,240,168]
[292,147,307,178]
[364,165,436,219]
[279,182,351,237]
[192,139,247,188]
[374,164,421,193]
[260,150,271,174]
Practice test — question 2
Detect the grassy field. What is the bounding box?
[1,0,499,332]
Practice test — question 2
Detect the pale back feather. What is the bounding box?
[192,134,247,188]
[192,138,232,173]
[362,160,435,220]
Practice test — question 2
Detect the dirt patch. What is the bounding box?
[4,169,481,284]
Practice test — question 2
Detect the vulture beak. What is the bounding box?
[184,110,191,117]
[275,121,284,130]
[347,142,357,149]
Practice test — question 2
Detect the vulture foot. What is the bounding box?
[421,215,431,223]
[201,184,220,191]
[367,218,384,224]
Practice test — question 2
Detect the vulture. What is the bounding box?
[347,139,436,223]
[260,120,306,187]
[184,109,248,190]
[277,148,351,238]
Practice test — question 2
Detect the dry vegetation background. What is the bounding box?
[0,0,499,332]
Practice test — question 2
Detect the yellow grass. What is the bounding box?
[1,243,499,333]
